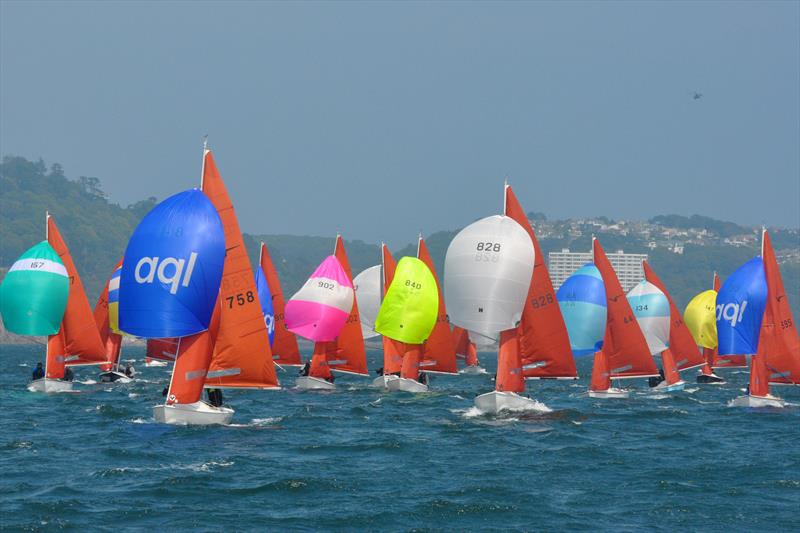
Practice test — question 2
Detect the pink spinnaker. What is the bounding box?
[285,255,355,342]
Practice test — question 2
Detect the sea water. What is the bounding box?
[1,345,798,531]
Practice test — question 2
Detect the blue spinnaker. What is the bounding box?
[556,263,607,357]
[255,265,275,346]
[716,257,766,356]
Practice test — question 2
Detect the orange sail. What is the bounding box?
[756,230,800,386]
[94,261,123,372]
[495,329,525,393]
[45,329,67,379]
[310,236,369,378]
[504,184,577,379]
[381,243,404,374]
[453,326,480,367]
[400,343,423,381]
[417,237,457,374]
[661,349,682,385]
[259,242,301,366]
[47,215,107,366]
[642,261,705,371]
[166,330,215,405]
[589,349,611,392]
[708,273,747,368]
[147,338,179,362]
[593,238,659,382]
[201,149,279,390]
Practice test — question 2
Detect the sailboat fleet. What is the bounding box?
[1,145,798,424]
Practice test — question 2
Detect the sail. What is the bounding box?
[684,289,719,349]
[716,257,767,356]
[418,237,457,374]
[556,263,606,357]
[444,215,534,338]
[453,326,480,367]
[381,244,404,374]
[661,348,682,385]
[317,236,368,376]
[589,348,611,392]
[0,241,68,335]
[147,338,179,362]
[353,265,382,339]
[756,230,800,385]
[259,242,301,366]
[400,344,423,381]
[375,257,439,344]
[46,329,67,379]
[94,261,123,371]
[643,261,705,370]
[201,149,279,390]
[708,273,746,368]
[627,280,670,356]
[504,185,576,379]
[166,330,214,405]
[495,329,525,393]
[593,238,659,379]
[255,265,276,347]
[47,215,107,366]
[119,189,226,338]
[286,255,354,342]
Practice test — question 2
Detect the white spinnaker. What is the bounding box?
[627,280,670,355]
[354,265,381,339]
[444,215,535,338]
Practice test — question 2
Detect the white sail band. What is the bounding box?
[9,258,67,277]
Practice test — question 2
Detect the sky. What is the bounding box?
[1,1,798,249]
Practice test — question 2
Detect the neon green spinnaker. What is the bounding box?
[0,241,69,335]
[374,257,438,344]
[683,289,718,349]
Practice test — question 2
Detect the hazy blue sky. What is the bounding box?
[1,1,798,248]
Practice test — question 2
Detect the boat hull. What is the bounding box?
[295,376,337,390]
[386,377,429,393]
[474,391,548,414]
[588,387,630,399]
[145,360,168,367]
[153,401,234,425]
[371,374,399,389]
[28,378,73,393]
[459,365,487,375]
[653,380,685,392]
[99,371,132,383]
[696,373,725,384]
[730,394,785,408]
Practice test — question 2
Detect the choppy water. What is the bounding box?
[1,345,798,532]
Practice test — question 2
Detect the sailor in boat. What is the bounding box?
[299,362,311,376]
[375,367,383,376]
[418,371,428,385]
[207,388,224,407]
[124,362,136,379]
[32,363,45,381]
[64,367,74,382]
[648,368,666,388]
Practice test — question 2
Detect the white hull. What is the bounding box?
[730,394,785,408]
[474,391,549,414]
[152,401,234,425]
[28,378,73,393]
[588,387,630,399]
[653,380,685,392]
[371,374,399,389]
[459,365,487,375]
[99,371,132,383]
[386,377,429,393]
[295,376,337,390]
[145,360,168,367]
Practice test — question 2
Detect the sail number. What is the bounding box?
[318,281,335,290]
[226,291,255,308]
[634,305,648,312]
[29,261,46,269]
[623,314,636,324]
[781,318,793,330]
[531,293,554,309]
[476,242,502,252]
[405,279,422,290]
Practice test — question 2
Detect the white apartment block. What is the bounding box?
[547,248,648,292]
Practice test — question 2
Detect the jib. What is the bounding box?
[716,301,748,327]
[135,252,198,295]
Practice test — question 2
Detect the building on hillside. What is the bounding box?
[548,248,648,292]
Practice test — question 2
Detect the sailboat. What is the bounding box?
[588,237,660,399]
[445,213,540,412]
[626,279,684,392]
[258,242,302,367]
[725,230,799,407]
[453,326,484,374]
[372,243,405,388]
[557,263,607,357]
[30,215,109,391]
[120,186,227,424]
[504,184,578,382]
[642,261,707,388]
[0,237,69,392]
[416,235,458,383]
[684,275,725,383]
[287,236,369,390]
[95,262,128,382]
[375,256,439,392]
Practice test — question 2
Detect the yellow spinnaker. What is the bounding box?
[684,289,718,349]
[374,257,438,344]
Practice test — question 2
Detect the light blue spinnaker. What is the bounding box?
[556,264,606,357]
